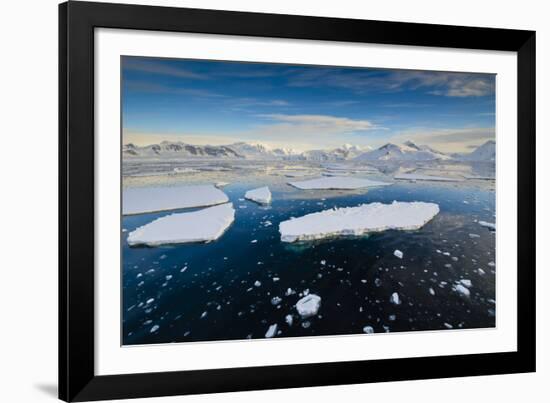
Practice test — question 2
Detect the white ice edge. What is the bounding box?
[279,201,440,243]
[288,176,392,190]
[123,184,229,215]
[394,173,463,182]
[245,186,272,204]
[127,203,235,246]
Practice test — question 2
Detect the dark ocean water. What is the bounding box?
[122,181,496,345]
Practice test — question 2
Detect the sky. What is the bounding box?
[122,56,495,153]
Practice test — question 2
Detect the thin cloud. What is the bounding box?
[255,114,379,137]
[286,68,494,97]
[124,80,225,98]
[123,59,208,80]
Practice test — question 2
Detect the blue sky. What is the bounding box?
[122,56,495,152]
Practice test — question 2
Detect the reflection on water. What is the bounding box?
[122,168,496,346]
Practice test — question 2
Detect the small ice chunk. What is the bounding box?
[265,324,278,338]
[390,292,401,305]
[245,186,272,204]
[429,287,435,296]
[285,288,296,296]
[488,261,496,267]
[295,294,321,318]
[200,311,208,319]
[254,280,262,287]
[469,233,481,238]
[459,279,472,288]
[393,249,404,259]
[146,298,155,305]
[150,325,159,333]
[363,326,374,334]
[453,284,471,297]
[443,323,453,329]
[271,296,282,306]
[272,277,280,282]
[285,314,293,326]
[251,239,258,244]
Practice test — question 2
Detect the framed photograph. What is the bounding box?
[59,1,536,401]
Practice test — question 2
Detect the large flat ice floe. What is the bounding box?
[288,176,391,190]
[394,173,462,182]
[123,184,229,215]
[245,186,272,204]
[127,203,235,246]
[279,201,440,242]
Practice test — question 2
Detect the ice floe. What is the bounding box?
[127,203,235,246]
[288,176,391,190]
[295,294,321,318]
[390,292,401,305]
[285,314,293,326]
[394,173,462,182]
[279,201,439,243]
[478,221,496,230]
[123,184,229,215]
[245,186,272,204]
[265,324,278,338]
[453,284,471,297]
[363,326,374,334]
[393,249,404,259]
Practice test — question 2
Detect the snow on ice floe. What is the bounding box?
[295,294,321,318]
[288,176,391,190]
[279,201,439,243]
[123,184,229,215]
[245,186,272,204]
[394,173,463,182]
[127,203,235,246]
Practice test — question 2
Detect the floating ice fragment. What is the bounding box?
[272,277,280,282]
[288,176,391,190]
[146,298,155,305]
[245,186,272,204]
[459,279,472,288]
[251,239,258,244]
[271,296,282,306]
[390,292,401,305]
[469,233,481,238]
[295,294,321,318]
[394,173,462,182]
[254,280,262,287]
[363,326,374,334]
[123,184,229,215]
[429,287,435,296]
[393,249,404,259]
[478,221,496,230]
[127,203,235,246]
[285,288,296,296]
[285,314,293,326]
[488,261,496,267]
[443,323,453,329]
[150,325,159,333]
[200,311,208,319]
[453,284,471,297]
[265,324,278,338]
[280,201,439,242]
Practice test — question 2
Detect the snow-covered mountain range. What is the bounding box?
[123,140,494,162]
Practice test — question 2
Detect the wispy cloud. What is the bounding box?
[123,59,208,80]
[256,114,378,136]
[286,68,494,98]
[124,80,225,98]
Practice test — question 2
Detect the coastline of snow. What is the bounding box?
[245,186,272,204]
[127,203,235,246]
[288,176,391,190]
[279,201,440,243]
[123,184,229,215]
[394,173,463,182]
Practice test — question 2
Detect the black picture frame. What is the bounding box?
[59,1,536,401]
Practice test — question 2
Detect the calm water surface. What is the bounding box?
[122,178,496,345]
